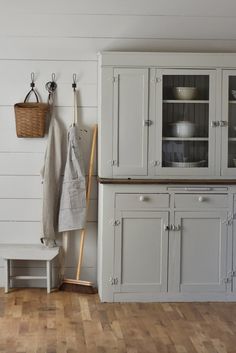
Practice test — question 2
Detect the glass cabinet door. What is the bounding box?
[152,69,216,176]
[221,70,236,176]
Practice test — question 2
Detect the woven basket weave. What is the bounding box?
[14,89,49,138]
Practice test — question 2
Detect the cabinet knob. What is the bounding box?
[139,195,146,202]
[198,196,205,202]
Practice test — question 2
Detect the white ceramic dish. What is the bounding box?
[173,87,197,100]
[166,160,206,168]
[171,121,196,137]
[231,90,236,99]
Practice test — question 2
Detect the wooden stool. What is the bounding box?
[0,244,60,293]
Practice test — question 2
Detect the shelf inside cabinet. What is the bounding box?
[163,137,209,141]
[163,100,209,104]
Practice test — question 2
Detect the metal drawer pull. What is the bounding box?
[184,187,212,191]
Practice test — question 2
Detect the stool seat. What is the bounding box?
[0,244,60,293]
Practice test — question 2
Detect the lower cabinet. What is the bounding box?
[113,210,169,294]
[98,185,234,302]
[169,211,228,294]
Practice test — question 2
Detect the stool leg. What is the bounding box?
[4,259,9,293]
[46,260,51,294]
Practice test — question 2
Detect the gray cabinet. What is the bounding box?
[169,211,229,293]
[221,70,236,176]
[113,209,169,294]
[97,185,235,302]
[98,53,236,179]
[112,68,149,176]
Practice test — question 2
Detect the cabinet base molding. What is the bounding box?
[99,178,236,184]
[112,292,236,303]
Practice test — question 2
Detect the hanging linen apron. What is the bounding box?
[58,91,86,232]
[41,94,66,241]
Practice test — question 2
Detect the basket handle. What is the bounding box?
[24,88,39,103]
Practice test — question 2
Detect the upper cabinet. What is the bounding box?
[221,70,236,176]
[112,68,149,176]
[149,69,216,177]
[98,52,236,179]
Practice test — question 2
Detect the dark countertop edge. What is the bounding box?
[98,178,236,185]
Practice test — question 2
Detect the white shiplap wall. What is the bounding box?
[1,0,236,287]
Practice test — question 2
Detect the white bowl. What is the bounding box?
[171,121,196,138]
[232,90,236,99]
[173,87,197,100]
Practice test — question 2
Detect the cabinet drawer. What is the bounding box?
[174,194,228,209]
[115,193,169,209]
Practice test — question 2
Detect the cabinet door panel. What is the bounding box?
[221,70,236,176]
[169,211,228,293]
[114,211,168,293]
[151,69,216,177]
[113,68,148,176]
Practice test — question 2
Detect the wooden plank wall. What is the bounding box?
[0,0,236,287]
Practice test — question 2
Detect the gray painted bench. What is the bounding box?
[0,244,60,293]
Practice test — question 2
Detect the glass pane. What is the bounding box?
[162,141,208,168]
[228,76,236,168]
[162,74,210,168]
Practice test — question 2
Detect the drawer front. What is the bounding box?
[174,194,228,209]
[115,193,169,209]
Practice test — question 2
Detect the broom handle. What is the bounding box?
[76,125,97,280]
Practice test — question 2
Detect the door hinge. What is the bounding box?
[113,76,119,83]
[223,213,233,225]
[222,272,233,284]
[111,219,120,226]
[109,160,117,166]
[144,120,153,126]
[109,277,119,285]
[150,160,160,167]
[155,77,162,83]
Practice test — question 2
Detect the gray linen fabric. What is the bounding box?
[58,125,86,232]
[41,109,66,240]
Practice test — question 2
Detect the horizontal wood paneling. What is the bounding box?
[1,0,236,17]
[0,176,42,198]
[0,199,97,222]
[0,176,97,199]
[0,222,42,244]
[0,153,44,175]
[1,14,236,40]
[1,38,236,62]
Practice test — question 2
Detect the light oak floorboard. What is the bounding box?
[0,289,236,352]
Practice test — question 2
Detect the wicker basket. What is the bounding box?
[14,88,49,138]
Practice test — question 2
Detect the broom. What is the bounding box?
[60,124,98,293]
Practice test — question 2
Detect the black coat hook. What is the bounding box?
[72,73,77,91]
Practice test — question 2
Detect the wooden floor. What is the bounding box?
[0,289,236,353]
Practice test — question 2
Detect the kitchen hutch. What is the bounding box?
[98,52,236,302]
